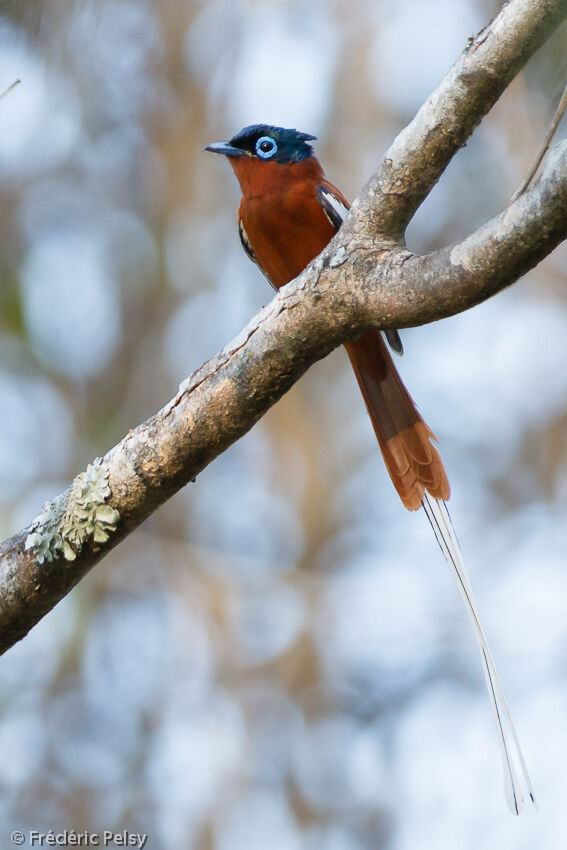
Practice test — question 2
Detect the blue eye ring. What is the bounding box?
[255,136,278,159]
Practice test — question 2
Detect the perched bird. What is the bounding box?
[205,124,534,812]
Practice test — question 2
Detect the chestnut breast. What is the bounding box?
[231,157,340,289]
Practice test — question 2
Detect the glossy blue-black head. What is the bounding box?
[204,124,317,164]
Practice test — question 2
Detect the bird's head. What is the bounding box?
[204,124,318,197]
[205,124,316,164]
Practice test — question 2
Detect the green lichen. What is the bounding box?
[24,495,66,564]
[25,460,121,564]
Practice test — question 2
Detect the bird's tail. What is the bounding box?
[345,330,450,510]
[345,330,535,812]
[422,494,535,814]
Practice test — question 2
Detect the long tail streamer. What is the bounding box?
[422,492,536,814]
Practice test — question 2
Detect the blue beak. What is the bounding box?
[203,141,246,157]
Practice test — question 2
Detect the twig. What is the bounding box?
[0,79,21,101]
[510,79,567,202]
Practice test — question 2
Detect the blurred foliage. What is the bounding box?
[0,1,567,848]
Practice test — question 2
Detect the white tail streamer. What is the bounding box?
[422,493,535,814]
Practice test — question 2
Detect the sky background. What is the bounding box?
[0,0,567,848]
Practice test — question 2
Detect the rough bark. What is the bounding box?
[1,0,566,654]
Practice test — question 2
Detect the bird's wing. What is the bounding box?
[317,182,350,230]
[317,181,403,355]
[239,217,278,291]
[239,218,258,265]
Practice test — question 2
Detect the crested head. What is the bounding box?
[228,124,317,164]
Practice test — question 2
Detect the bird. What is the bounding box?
[205,123,534,812]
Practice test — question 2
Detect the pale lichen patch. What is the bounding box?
[329,246,347,268]
[449,240,478,271]
[25,460,120,564]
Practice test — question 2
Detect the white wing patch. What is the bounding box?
[318,186,349,229]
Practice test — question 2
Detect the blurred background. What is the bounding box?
[0,0,566,847]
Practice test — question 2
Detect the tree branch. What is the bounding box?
[347,0,567,240]
[1,0,566,654]
[358,140,567,326]
[0,79,20,101]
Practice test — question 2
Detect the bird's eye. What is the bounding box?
[255,136,278,159]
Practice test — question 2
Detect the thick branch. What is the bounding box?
[0,1,566,654]
[352,141,567,327]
